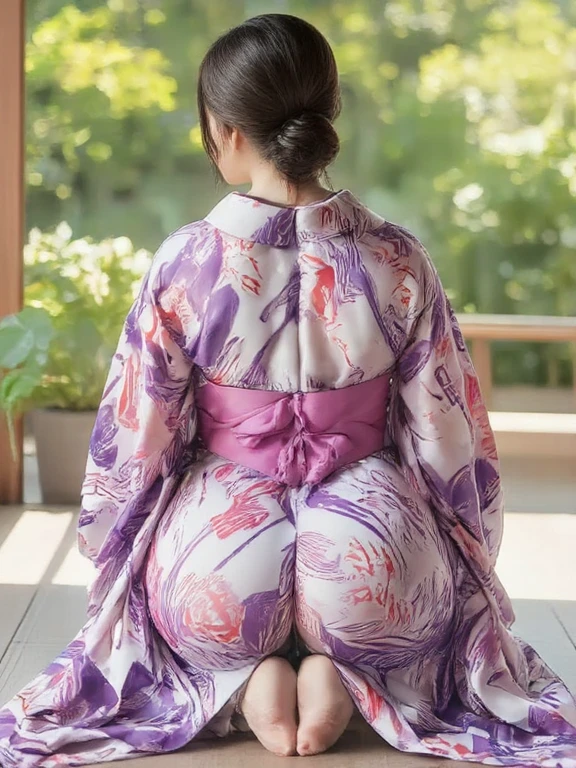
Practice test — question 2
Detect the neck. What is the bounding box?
[247,170,331,208]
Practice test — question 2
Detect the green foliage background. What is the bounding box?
[25,0,576,386]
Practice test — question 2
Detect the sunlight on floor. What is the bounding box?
[0,510,72,585]
[52,544,95,587]
[496,513,576,601]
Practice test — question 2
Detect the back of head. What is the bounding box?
[198,14,341,186]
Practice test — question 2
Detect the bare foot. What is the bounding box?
[239,655,298,757]
[296,654,355,756]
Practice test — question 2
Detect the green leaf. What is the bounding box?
[0,307,54,369]
[0,369,42,411]
[0,325,34,369]
[1,411,18,463]
[0,314,19,331]
[18,307,54,351]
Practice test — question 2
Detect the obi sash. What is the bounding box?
[196,375,390,487]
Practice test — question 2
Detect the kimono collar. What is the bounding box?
[204,189,372,248]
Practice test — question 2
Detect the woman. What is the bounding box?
[1,13,575,767]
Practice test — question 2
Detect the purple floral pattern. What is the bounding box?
[1,190,575,767]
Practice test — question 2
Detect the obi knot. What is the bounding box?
[196,376,390,487]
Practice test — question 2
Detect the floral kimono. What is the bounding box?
[1,190,575,768]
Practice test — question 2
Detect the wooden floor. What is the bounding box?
[0,503,575,767]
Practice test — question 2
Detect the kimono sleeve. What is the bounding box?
[391,247,504,568]
[77,234,196,569]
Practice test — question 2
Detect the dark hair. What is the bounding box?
[198,14,341,186]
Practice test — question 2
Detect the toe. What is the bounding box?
[240,656,298,757]
[297,713,347,755]
[296,654,354,755]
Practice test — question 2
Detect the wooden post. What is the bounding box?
[0,0,25,503]
[471,338,493,409]
[572,342,576,412]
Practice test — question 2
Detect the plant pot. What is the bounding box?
[32,409,97,504]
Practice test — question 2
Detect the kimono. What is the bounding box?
[1,189,575,768]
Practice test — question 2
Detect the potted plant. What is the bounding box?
[0,223,152,503]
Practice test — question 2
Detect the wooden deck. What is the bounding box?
[0,502,575,767]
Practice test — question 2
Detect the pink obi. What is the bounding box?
[196,375,390,487]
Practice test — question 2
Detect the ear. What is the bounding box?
[230,127,246,151]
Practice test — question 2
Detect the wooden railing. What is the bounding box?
[0,0,24,505]
[456,314,576,408]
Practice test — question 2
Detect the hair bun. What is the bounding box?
[199,15,341,186]
[269,111,339,185]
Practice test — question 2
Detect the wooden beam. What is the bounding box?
[471,338,493,409]
[458,314,576,410]
[0,0,25,503]
[457,314,576,343]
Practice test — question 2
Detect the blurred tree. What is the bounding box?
[25,0,576,385]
